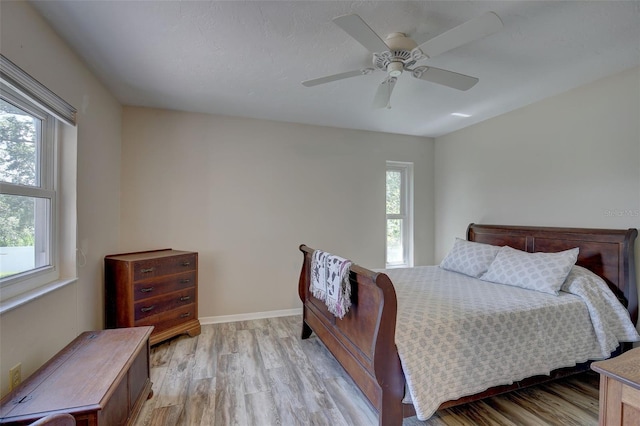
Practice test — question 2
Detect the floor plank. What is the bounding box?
[236,329,269,394]
[192,324,216,381]
[266,366,312,425]
[214,353,247,425]
[324,376,378,426]
[244,391,280,425]
[184,378,216,425]
[135,315,601,425]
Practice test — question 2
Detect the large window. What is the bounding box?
[0,91,56,285]
[386,161,413,268]
[0,54,76,304]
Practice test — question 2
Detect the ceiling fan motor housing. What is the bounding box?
[373,32,419,74]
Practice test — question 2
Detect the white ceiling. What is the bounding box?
[30,1,640,138]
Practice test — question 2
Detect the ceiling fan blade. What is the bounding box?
[416,11,503,58]
[372,77,397,109]
[412,66,478,91]
[302,68,374,87]
[333,14,389,53]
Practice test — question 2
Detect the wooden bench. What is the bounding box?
[0,327,153,425]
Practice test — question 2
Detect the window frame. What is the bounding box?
[0,55,77,310]
[1,86,59,292]
[385,161,414,268]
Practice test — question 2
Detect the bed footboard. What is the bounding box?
[298,245,405,426]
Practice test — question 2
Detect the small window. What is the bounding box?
[386,161,413,268]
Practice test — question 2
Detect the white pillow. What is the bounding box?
[480,246,579,295]
[439,238,500,278]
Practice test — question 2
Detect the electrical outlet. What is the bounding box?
[9,363,21,391]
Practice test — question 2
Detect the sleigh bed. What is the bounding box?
[298,224,638,425]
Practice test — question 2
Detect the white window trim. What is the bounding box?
[386,161,414,268]
[0,55,77,308]
[0,55,76,126]
[1,87,59,299]
[0,278,77,314]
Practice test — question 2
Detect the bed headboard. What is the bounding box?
[467,224,638,325]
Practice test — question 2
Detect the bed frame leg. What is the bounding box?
[379,394,404,426]
[301,320,312,339]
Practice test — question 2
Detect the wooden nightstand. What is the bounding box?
[591,348,640,425]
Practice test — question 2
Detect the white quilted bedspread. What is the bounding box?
[383,266,639,421]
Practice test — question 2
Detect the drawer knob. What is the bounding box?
[140,267,155,273]
[181,261,191,266]
[180,312,191,318]
[180,296,191,302]
[140,305,156,313]
[180,279,191,284]
[140,287,154,293]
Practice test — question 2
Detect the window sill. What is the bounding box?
[0,277,77,315]
[384,264,413,269]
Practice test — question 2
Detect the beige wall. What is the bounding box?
[434,66,640,321]
[121,108,434,317]
[2,0,638,398]
[0,1,122,396]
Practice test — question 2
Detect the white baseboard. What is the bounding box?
[199,307,302,325]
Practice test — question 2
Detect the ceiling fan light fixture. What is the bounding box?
[388,61,404,77]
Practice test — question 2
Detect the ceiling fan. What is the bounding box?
[302,12,503,108]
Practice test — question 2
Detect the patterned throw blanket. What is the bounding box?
[310,250,352,319]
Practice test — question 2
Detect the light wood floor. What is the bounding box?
[134,315,600,425]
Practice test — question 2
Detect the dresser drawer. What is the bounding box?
[133,271,196,301]
[135,304,196,333]
[134,287,196,321]
[132,253,196,281]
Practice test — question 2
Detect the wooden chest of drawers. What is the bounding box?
[105,249,201,345]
